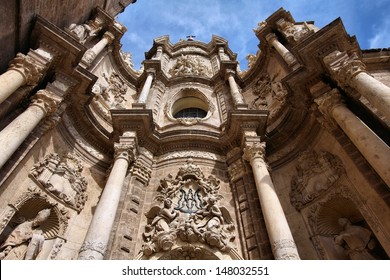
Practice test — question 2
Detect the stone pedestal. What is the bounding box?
[243,138,300,260]
[78,133,136,260]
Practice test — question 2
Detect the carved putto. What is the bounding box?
[276,18,315,43]
[250,73,288,122]
[169,55,211,77]
[290,150,344,210]
[30,153,88,212]
[142,159,235,257]
[66,17,102,44]
[102,72,128,108]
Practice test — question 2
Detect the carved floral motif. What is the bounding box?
[142,159,235,257]
[30,153,88,212]
[290,150,344,210]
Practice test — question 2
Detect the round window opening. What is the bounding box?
[171,97,209,120]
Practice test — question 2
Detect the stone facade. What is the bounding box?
[0,3,389,260]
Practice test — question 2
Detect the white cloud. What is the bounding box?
[369,18,390,48]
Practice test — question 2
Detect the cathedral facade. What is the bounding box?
[0,1,389,260]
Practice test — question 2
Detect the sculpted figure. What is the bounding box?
[0,209,50,260]
[334,218,376,260]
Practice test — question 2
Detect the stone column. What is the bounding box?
[0,50,51,105]
[225,69,246,108]
[81,31,115,66]
[265,33,298,68]
[315,89,390,187]
[243,138,300,260]
[324,50,390,121]
[137,69,155,104]
[0,90,62,169]
[78,133,136,260]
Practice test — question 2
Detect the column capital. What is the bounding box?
[225,69,236,80]
[314,88,344,119]
[8,53,46,86]
[243,140,266,163]
[30,89,63,115]
[265,33,278,44]
[323,51,366,87]
[145,68,156,77]
[113,131,137,162]
[102,31,115,45]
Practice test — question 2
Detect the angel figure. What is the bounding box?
[142,199,179,255]
[194,195,235,250]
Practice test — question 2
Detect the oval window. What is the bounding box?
[174,107,207,119]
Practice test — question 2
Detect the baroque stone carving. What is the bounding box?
[271,239,300,260]
[102,72,128,108]
[120,49,134,69]
[159,244,218,260]
[323,51,366,88]
[0,208,50,260]
[142,159,236,257]
[78,241,107,260]
[30,153,88,212]
[249,73,288,122]
[66,17,102,44]
[290,150,344,210]
[8,53,46,86]
[169,55,211,77]
[276,18,314,43]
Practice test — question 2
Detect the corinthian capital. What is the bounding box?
[102,31,115,45]
[323,51,366,87]
[243,141,266,163]
[8,53,46,86]
[314,89,344,118]
[114,142,135,162]
[30,89,63,115]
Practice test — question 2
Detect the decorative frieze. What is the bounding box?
[169,55,211,77]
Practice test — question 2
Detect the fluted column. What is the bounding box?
[324,50,390,121]
[243,138,300,260]
[315,89,390,187]
[0,90,62,169]
[225,69,246,108]
[0,50,51,105]
[265,33,298,68]
[78,133,136,260]
[81,31,115,66]
[137,69,155,103]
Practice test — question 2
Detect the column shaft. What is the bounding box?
[0,70,26,104]
[138,72,154,103]
[250,157,300,259]
[226,71,245,107]
[332,105,390,187]
[353,72,390,121]
[0,105,46,169]
[82,32,114,65]
[266,34,297,67]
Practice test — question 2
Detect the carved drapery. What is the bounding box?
[142,159,236,257]
[30,153,88,212]
[290,150,344,210]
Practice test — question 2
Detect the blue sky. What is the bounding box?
[117,0,390,70]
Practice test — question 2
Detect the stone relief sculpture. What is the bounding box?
[275,18,316,43]
[142,159,235,257]
[169,55,211,77]
[0,209,50,260]
[250,73,288,122]
[66,17,102,44]
[120,49,135,69]
[102,72,128,108]
[290,150,344,210]
[334,218,376,260]
[30,153,88,212]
